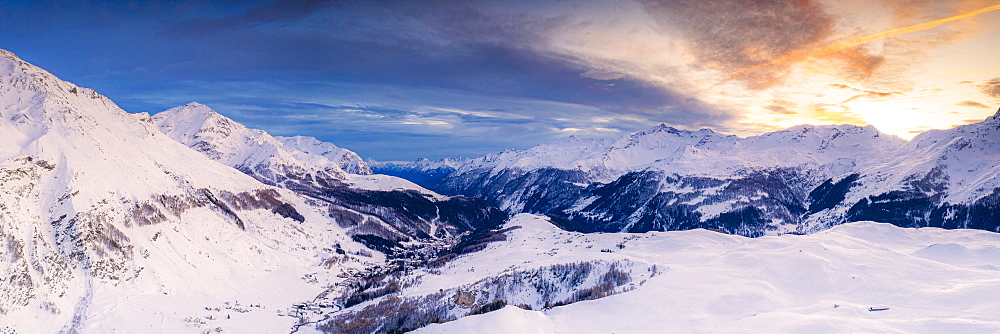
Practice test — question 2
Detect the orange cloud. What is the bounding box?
[642,0,834,88]
[808,103,867,124]
[840,90,900,103]
[830,46,886,81]
[726,3,1000,83]
[765,105,797,115]
[983,78,1000,98]
[957,100,990,108]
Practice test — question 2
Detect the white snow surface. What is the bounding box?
[345,173,448,199]
[415,214,1000,333]
[417,305,556,334]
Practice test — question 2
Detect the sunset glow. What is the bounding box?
[3,0,999,158]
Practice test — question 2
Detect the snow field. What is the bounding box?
[416,214,1000,333]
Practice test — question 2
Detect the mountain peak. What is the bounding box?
[988,107,1000,122]
[0,49,29,68]
[648,123,679,134]
[0,49,19,62]
[155,102,236,130]
[164,101,217,116]
[181,101,209,109]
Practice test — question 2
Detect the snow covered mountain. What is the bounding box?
[820,111,1000,231]
[277,135,372,175]
[152,102,357,188]
[0,49,391,333]
[0,49,503,333]
[386,116,1000,236]
[153,103,506,256]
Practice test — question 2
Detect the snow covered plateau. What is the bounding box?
[1,48,999,333]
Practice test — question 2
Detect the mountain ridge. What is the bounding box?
[152,101,507,255]
[377,111,1000,236]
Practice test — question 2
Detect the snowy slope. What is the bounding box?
[406,214,1000,333]
[0,49,381,333]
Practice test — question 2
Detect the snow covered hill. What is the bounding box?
[388,116,1000,236]
[300,214,1000,333]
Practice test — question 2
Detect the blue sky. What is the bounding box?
[2,0,998,160]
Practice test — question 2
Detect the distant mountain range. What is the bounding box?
[376,110,1000,236]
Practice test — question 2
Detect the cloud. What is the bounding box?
[723,2,1000,87]
[957,100,990,108]
[9,0,1000,159]
[983,78,1000,98]
[830,46,886,81]
[807,103,867,124]
[840,90,900,104]
[642,0,835,88]
[765,105,797,115]
[162,0,335,38]
[581,70,625,81]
